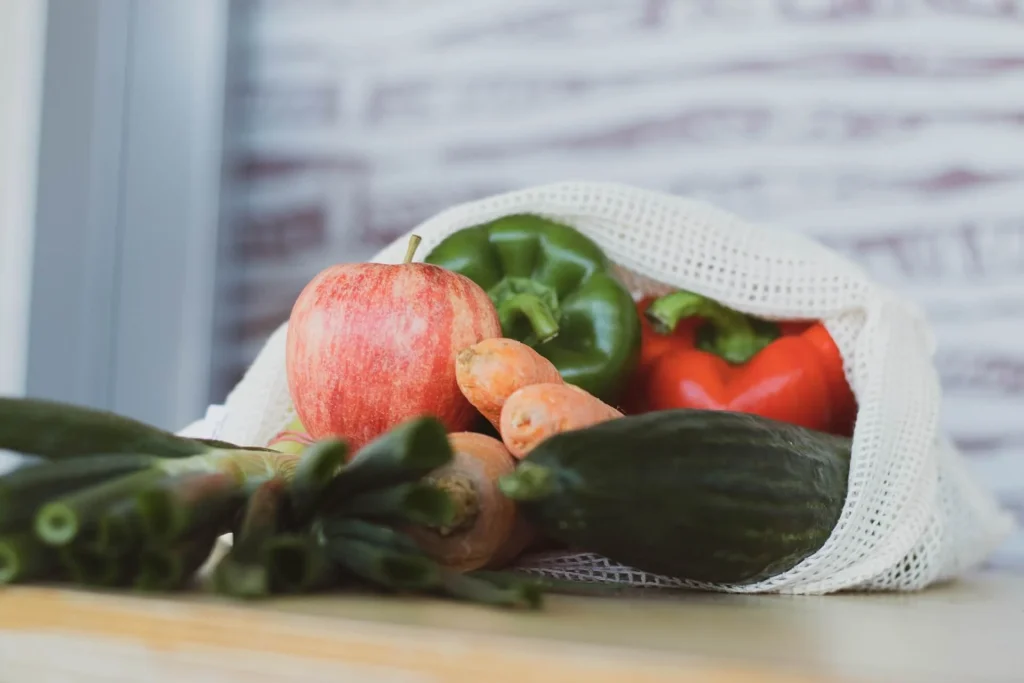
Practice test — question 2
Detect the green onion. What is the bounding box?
[136,471,244,542]
[211,477,287,599]
[334,482,454,527]
[288,438,348,521]
[211,553,270,598]
[317,517,423,555]
[0,396,213,460]
[265,534,336,593]
[59,545,135,587]
[35,469,169,546]
[322,535,438,591]
[135,534,218,592]
[323,416,452,501]
[439,570,543,609]
[193,437,277,452]
[0,454,158,532]
[471,570,633,598]
[234,477,287,552]
[72,498,141,553]
[0,533,57,584]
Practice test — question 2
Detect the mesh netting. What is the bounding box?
[186,181,1014,595]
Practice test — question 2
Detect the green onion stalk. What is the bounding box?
[28,448,301,550]
[0,397,548,608]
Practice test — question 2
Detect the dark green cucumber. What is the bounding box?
[499,409,851,585]
[0,397,215,460]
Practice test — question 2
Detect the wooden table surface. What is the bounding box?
[0,567,1020,683]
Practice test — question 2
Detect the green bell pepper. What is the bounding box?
[423,214,641,403]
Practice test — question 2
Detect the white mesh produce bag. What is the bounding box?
[189,181,1015,595]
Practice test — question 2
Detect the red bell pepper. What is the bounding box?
[621,296,699,414]
[633,290,856,436]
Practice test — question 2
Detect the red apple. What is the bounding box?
[285,235,502,452]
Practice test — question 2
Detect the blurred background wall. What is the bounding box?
[3,0,1023,566]
[0,0,46,396]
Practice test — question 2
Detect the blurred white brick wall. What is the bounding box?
[216,0,1024,567]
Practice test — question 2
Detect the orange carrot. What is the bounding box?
[499,383,623,459]
[485,514,536,570]
[455,338,562,429]
[407,432,518,572]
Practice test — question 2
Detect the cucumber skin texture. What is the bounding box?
[515,409,852,585]
[0,397,213,461]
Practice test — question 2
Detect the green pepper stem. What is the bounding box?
[497,463,558,502]
[498,294,560,344]
[645,290,776,365]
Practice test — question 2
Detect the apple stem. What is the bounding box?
[404,234,423,264]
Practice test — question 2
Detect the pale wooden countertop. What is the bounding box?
[0,568,1021,683]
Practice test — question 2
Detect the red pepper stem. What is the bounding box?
[498,294,560,344]
[646,290,772,365]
